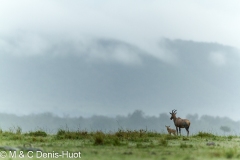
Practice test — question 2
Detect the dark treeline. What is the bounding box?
[0,110,239,135]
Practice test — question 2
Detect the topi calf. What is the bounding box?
[165,125,176,136]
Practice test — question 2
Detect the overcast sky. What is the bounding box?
[1,1,240,120]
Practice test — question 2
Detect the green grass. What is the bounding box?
[0,129,239,159]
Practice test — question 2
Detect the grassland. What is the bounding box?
[0,128,239,159]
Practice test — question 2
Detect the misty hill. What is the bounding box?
[0,110,239,135]
[1,38,240,120]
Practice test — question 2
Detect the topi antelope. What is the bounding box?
[169,109,190,136]
[165,125,176,136]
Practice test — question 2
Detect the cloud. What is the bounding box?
[83,39,143,65]
[0,30,180,66]
[0,32,144,65]
[0,32,49,56]
[2,0,240,64]
[209,52,226,66]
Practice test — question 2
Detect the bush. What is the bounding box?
[113,138,121,146]
[225,149,234,159]
[57,129,66,136]
[55,129,88,140]
[194,132,215,138]
[227,135,234,141]
[94,134,104,145]
[27,130,47,137]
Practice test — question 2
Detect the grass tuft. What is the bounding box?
[159,138,168,147]
[164,134,178,140]
[225,149,235,159]
[26,130,47,137]
[94,134,104,145]
[180,143,193,148]
[194,132,216,138]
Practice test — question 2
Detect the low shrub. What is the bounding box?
[113,138,121,146]
[225,149,235,159]
[194,132,215,138]
[94,134,104,145]
[180,143,193,148]
[55,129,88,140]
[26,130,47,137]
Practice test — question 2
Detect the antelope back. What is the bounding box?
[176,118,190,128]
